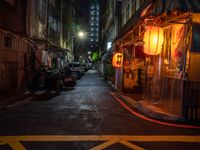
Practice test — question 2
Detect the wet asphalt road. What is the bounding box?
[0,70,200,150]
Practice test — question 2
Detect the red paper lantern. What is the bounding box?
[112,53,123,68]
[143,26,164,55]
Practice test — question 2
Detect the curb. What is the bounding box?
[4,97,33,109]
[137,100,184,122]
[0,96,33,113]
[116,92,184,122]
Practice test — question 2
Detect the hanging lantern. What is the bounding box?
[112,53,123,68]
[143,26,164,55]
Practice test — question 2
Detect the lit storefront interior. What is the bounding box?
[113,1,200,120]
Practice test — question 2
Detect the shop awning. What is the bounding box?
[113,0,153,43]
[49,42,70,53]
[153,0,200,15]
[32,38,71,53]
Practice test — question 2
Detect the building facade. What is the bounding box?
[100,0,122,86]
[89,0,100,52]
[0,0,74,100]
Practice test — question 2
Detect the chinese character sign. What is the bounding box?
[112,53,123,68]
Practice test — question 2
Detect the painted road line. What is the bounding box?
[0,135,200,142]
[110,92,200,129]
[8,142,26,150]
[0,135,118,142]
[1,135,200,150]
[119,140,145,150]
[90,140,118,150]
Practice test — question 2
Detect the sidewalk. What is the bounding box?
[0,92,32,112]
[115,91,184,122]
[106,80,185,122]
[0,90,48,113]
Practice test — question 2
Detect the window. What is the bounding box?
[125,4,130,22]
[132,0,136,15]
[123,3,131,25]
[191,24,200,52]
[4,35,12,48]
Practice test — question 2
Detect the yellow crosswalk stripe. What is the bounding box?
[119,140,145,150]
[0,135,200,142]
[90,140,118,150]
[0,135,200,150]
[8,142,26,150]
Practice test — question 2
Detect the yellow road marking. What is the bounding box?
[119,140,145,150]
[0,135,200,142]
[0,135,200,150]
[8,142,26,150]
[90,140,118,150]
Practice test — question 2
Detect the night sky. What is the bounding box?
[75,0,90,26]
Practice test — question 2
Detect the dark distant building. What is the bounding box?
[89,0,100,51]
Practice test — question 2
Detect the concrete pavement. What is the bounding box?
[0,70,199,126]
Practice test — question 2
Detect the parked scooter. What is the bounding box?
[27,70,42,93]
[62,67,76,88]
[45,70,63,93]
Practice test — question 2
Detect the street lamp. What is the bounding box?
[78,31,86,39]
[74,30,88,62]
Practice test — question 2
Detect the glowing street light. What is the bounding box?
[78,31,86,39]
